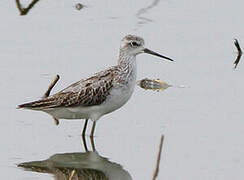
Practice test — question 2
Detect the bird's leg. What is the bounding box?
[82,119,88,136]
[90,121,96,138]
[90,135,96,151]
[82,133,88,152]
[53,117,59,125]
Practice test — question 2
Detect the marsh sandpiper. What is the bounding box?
[18,35,173,137]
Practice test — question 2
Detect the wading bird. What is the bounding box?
[18,35,173,137]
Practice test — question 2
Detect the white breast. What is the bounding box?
[97,63,137,118]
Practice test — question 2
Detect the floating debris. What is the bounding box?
[137,78,188,91]
[75,3,84,10]
[233,39,243,69]
[137,78,172,91]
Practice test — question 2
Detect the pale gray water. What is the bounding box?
[1,0,244,179]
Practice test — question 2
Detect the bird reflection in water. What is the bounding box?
[18,135,164,180]
[18,136,132,180]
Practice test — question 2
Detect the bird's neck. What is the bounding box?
[117,51,137,82]
[118,51,136,69]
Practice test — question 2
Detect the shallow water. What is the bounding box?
[1,0,244,179]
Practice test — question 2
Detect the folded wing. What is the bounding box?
[18,69,115,109]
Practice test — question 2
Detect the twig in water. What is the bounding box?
[43,75,60,98]
[152,135,164,180]
[233,39,243,69]
[43,75,60,125]
[15,0,41,16]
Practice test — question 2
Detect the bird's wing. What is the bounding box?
[18,68,117,109]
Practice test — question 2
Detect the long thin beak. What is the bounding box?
[143,48,174,61]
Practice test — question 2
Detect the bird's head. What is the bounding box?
[120,34,173,61]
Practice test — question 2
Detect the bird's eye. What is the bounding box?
[130,41,140,47]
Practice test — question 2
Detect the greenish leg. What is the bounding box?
[90,121,96,138]
[82,119,88,136]
[90,135,96,151]
[82,133,88,152]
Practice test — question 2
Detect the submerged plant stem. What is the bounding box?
[152,135,164,180]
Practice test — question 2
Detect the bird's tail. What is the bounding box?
[17,97,57,110]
